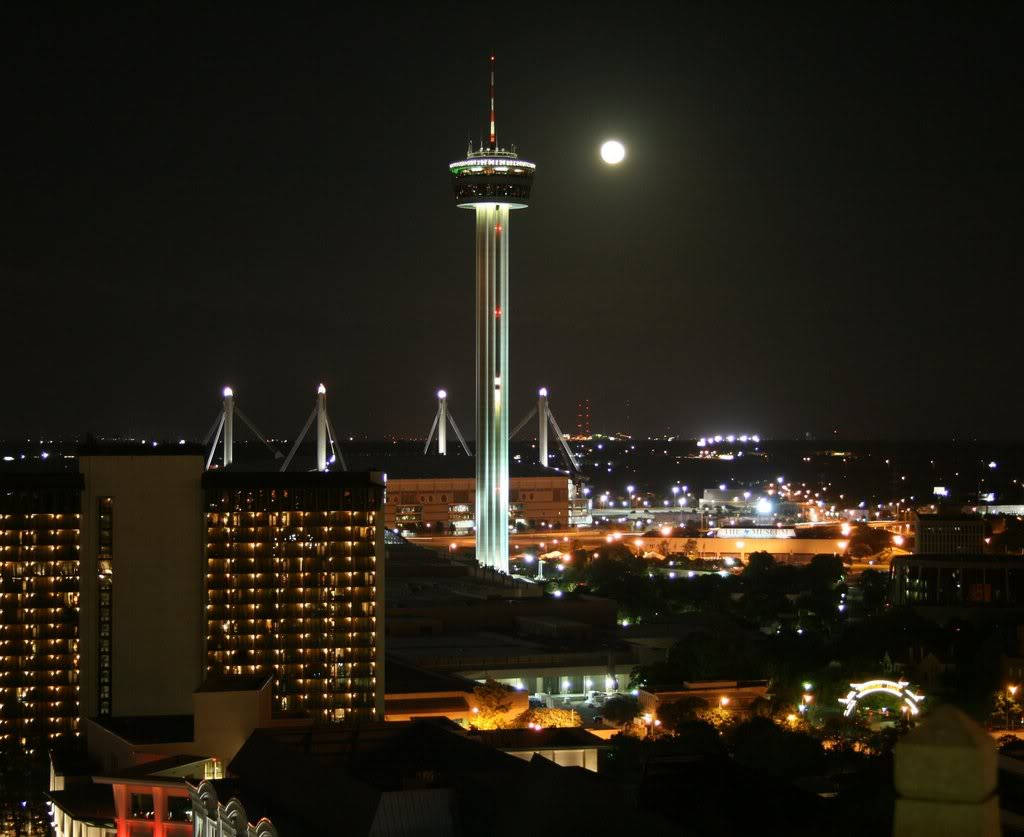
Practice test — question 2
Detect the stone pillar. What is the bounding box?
[893,704,999,836]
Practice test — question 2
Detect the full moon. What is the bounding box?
[600,139,626,165]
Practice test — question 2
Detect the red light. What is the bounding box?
[495,307,502,317]
[495,224,502,233]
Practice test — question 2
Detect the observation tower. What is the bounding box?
[449,56,535,573]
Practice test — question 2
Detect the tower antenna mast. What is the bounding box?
[489,54,496,149]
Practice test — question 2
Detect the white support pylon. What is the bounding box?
[438,390,448,455]
[204,386,282,469]
[538,387,548,467]
[223,387,235,466]
[281,383,346,473]
[423,389,472,457]
[510,386,580,473]
[316,383,328,471]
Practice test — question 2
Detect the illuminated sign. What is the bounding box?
[715,528,796,539]
[838,679,924,717]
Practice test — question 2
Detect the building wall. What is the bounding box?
[192,685,272,768]
[0,477,82,750]
[203,473,385,722]
[385,475,573,530]
[49,803,114,837]
[642,535,847,562]
[78,454,205,719]
[914,519,986,554]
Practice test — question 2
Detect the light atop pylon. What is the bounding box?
[317,383,327,395]
[223,386,233,398]
[539,387,548,397]
[437,389,447,399]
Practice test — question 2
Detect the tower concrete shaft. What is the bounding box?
[474,203,510,573]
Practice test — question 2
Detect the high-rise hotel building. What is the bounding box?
[0,474,82,751]
[0,450,384,748]
[203,471,385,721]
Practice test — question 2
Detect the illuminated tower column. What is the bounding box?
[222,387,235,467]
[449,56,535,573]
[474,201,511,571]
[438,390,448,455]
[538,387,549,467]
[316,383,328,471]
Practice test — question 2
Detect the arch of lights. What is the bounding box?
[838,679,924,717]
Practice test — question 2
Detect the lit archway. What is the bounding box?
[838,679,923,717]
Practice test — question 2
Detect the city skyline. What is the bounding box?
[2,5,1021,441]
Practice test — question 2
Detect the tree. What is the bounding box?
[515,707,582,728]
[857,569,888,611]
[728,716,825,779]
[743,551,776,576]
[636,630,767,687]
[658,696,710,731]
[807,554,844,590]
[601,695,640,726]
[472,679,514,729]
[669,719,724,755]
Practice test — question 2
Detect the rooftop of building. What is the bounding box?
[894,553,1020,566]
[384,656,477,695]
[46,784,115,826]
[220,719,678,837]
[386,629,625,671]
[93,753,212,783]
[91,713,194,745]
[201,469,385,489]
[378,454,570,480]
[469,727,608,751]
[913,511,985,522]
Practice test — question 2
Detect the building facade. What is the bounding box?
[890,554,1024,610]
[203,471,385,722]
[0,474,83,751]
[386,474,584,532]
[912,513,986,554]
[78,449,205,719]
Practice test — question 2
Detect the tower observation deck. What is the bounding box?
[449,56,534,574]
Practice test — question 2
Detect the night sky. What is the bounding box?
[2,4,1020,441]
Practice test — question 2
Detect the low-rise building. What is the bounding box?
[384,461,588,532]
[469,727,607,771]
[187,720,676,837]
[890,554,1024,614]
[912,512,986,554]
[639,680,771,719]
